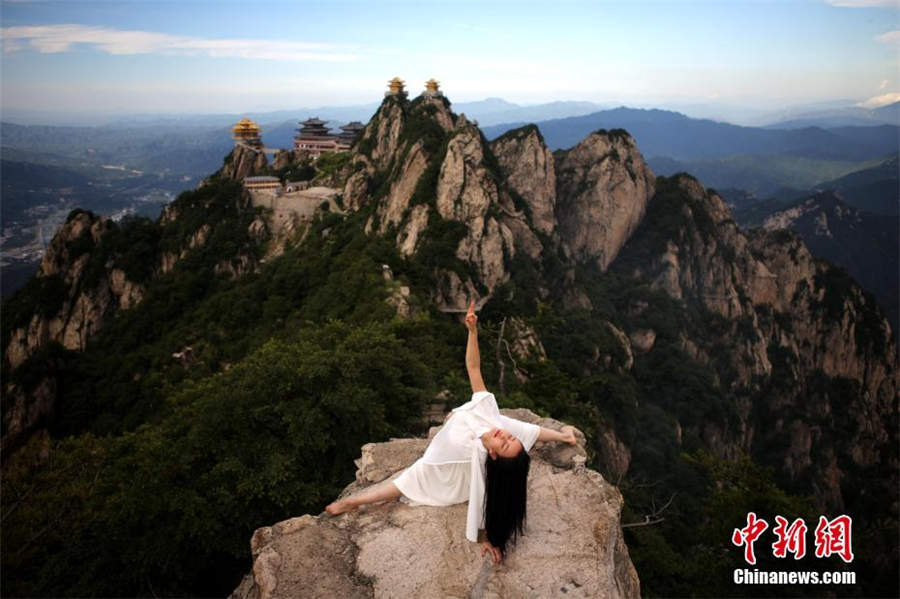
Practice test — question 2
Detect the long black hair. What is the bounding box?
[484,448,530,556]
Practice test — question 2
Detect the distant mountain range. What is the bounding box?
[211,99,609,149]
[476,106,897,199]
[4,98,608,132]
[762,101,900,129]
[482,107,899,160]
[719,154,898,220]
[817,154,900,216]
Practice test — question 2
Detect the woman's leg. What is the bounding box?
[325,480,402,515]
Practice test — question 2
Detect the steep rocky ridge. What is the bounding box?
[1,177,271,458]
[342,95,654,312]
[231,411,640,599]
[610,173,898,511]
[1,211,147,455]
[4,145,291,375]
[342,96,548,311]
[3,211,145,371]
[759,191,899,336]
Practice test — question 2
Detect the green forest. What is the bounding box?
[2,147,893,597]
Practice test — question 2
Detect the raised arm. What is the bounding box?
[464,301,487,393]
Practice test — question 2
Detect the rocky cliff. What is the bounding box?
[1,176,271,458]
[3,210,145,371]
[610,174,899,511]
[555,129,656,269]
[231,411,640,599]
[219,143,270,181]
[1,210,147,455]
[759,191,899,336]
[341,96,654,311]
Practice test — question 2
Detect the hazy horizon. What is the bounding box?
[2,0,898,125]
[1,95,893,129]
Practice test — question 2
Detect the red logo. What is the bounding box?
[733,513,854,564]
[814,515,854,563]
[772,516,808,559]
[732,512,769,565]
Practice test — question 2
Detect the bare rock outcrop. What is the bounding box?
[231,410,640,599]
[615,173,899,511]
[220,143,269,181]
[345,96,456,215]
[4,211,145,371]
[342,98,408,211]
[375,141,429,234]
[490,125,557,236]
[555,130,656,270]
[2,211,150,458]
[435,122,515,303]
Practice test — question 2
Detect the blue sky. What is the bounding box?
[1,0,898,116]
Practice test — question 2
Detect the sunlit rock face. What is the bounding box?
[555,130,656,270]
[490,125,558,237]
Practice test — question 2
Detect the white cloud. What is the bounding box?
[826,0,899,7]
[857,91,900,107]
[876,30,900,43]
[880,79,890,90]
[0,24,358,61]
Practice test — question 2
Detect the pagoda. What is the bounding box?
[385,76,407,97]
[423,78,442,98]
[336,121,364,149]
[294,117,339,157]
[232,117,262,147]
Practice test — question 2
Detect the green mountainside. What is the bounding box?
[2,94,897,597]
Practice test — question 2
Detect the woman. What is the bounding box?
[325,301,577,564]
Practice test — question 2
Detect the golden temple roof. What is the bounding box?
[232,117,261,137]
[387,77,406,94]
[424,78,440,92]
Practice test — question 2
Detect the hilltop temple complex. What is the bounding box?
[235,77,445,199]
[292,118,364,156]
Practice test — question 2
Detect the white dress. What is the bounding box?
[393,390,540,542]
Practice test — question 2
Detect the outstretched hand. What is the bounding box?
[464,300,478,333]
[561,425,578,446]
[481,541,502,565]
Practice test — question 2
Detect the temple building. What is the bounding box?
[423,78,442,98]
[294,117,337,156]
[385,76,406,97]
[232,117,263,147]
[243,176,281,191]
[337,121,364,148]
[294,117,364,156]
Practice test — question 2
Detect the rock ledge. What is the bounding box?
[231,409,640,599]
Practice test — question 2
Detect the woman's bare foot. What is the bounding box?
[325,498,356,516]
